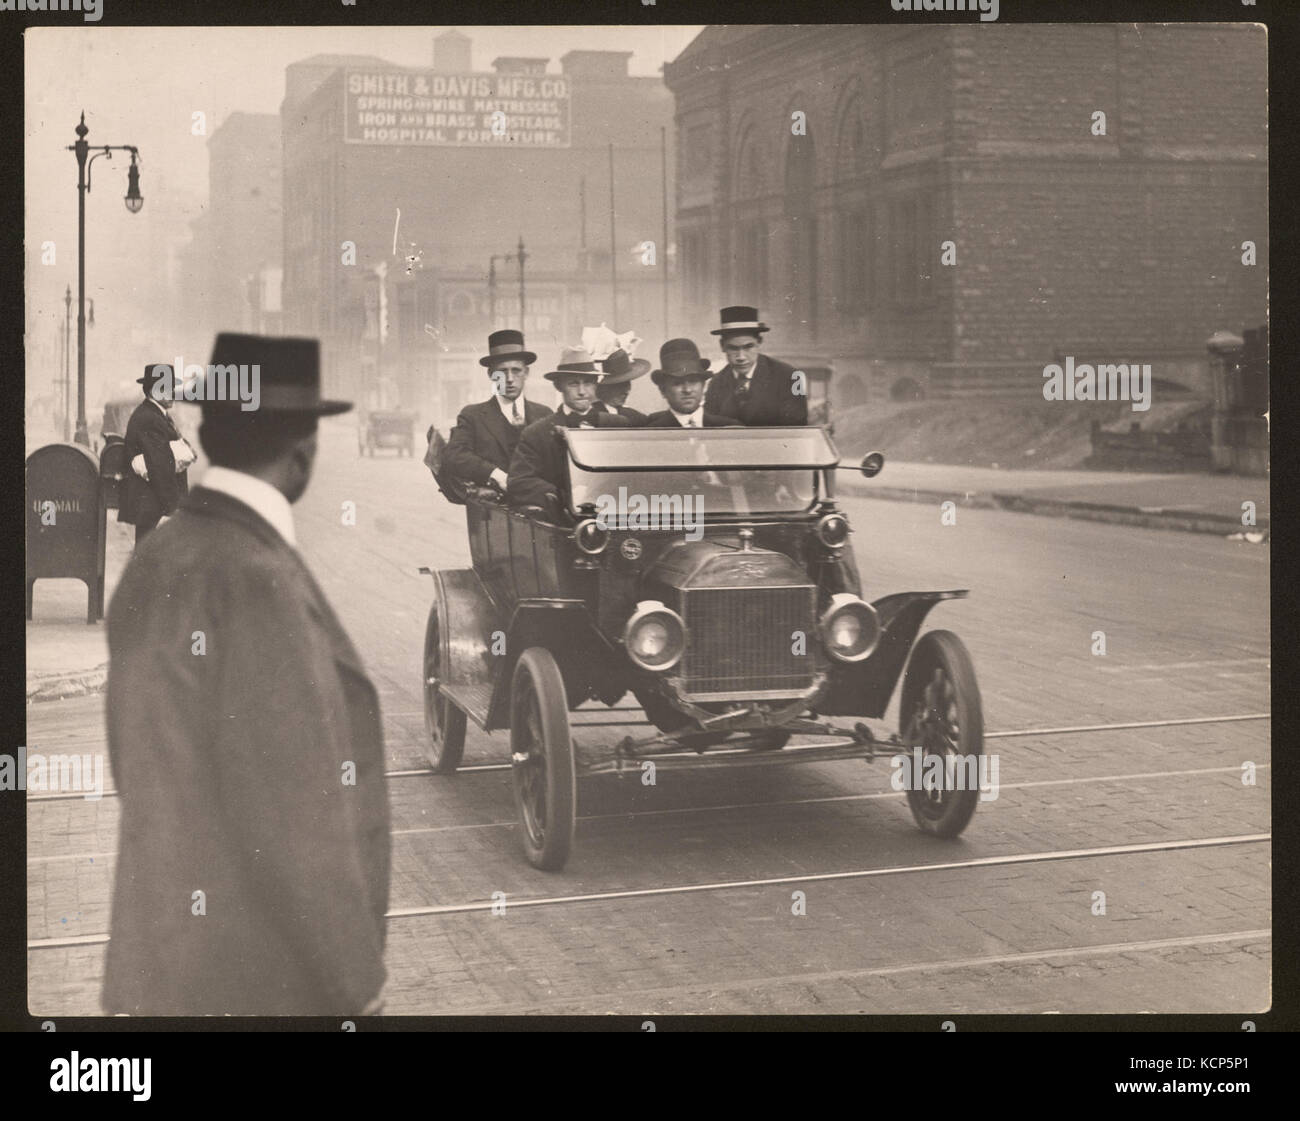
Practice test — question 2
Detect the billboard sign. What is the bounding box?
[344,70,571,147]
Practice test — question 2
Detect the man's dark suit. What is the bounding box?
[103,486,391,1016]
[506,409,631,512]
[442,396,553,485]
[645,410,735,428]
[119,398,188,542]
[593,401,649,425]
[704,353,809,427]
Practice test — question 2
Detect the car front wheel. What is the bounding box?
[511,648,576,871]
[422,603,467,773]
[899,630,984,838]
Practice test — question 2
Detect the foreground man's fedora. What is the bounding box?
[479,328,537,369]
[204,333,351,415]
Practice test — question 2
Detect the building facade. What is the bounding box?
[281,34,675,426]
[664,24,1267,407]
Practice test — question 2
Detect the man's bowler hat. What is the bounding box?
[137,363,183,395]
[651,338,713,386]
[479,329,537,369]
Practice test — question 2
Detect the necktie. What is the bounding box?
[737,374,750,398]
[511,401,524,427]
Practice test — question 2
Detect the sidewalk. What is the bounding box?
[838,461,1269,536]
[25,518,133,704]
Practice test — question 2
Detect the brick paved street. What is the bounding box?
[26,423,1271,1017]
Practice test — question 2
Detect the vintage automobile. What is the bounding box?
[359,408,416,457]
[422,425,983,870]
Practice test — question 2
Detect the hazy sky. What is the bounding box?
[24,25,703,403]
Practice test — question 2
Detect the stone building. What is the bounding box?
[664,24,1267,408]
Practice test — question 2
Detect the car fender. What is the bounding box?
[423,567,503,704]
[817,590,969,718]
[485,599,622,730]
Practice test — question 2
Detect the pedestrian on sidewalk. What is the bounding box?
[118,364,191,544]
[102,333,391,1017]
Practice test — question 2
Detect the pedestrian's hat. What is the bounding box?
[597,348,651,386]
[203,333,352,415]
[710,305,770,337]
[651,338,714,386]
[479,328,537,369]
[544,345,603,385]
[137,363,183,397]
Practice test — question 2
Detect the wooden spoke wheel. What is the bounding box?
[510,648,577,871]
[899,630,984,839]
[422,602,467,773]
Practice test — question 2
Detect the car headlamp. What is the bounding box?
[623,600,685,671]
[816,512,851,548]
[574,517,610,555]
[819,593,880,662]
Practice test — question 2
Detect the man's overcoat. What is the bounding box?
[102,486,390,1016]
[118,398,187,528]
[704,353,809,427]
[442,396,553,485]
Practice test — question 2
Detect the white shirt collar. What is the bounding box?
[495,393,526,422]
[200,465,297,547]
[671,405,705,427]
[147,397,169,416]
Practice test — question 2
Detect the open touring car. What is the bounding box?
[422,425,983,870]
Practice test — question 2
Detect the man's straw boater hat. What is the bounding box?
[479,328,537,369]
[543,346,603,385]
[597,348,651,386]
[710,305,770,337]
[203,333,351,415]
[650,338,714,387]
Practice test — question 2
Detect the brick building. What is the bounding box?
[179,112,284,346]
[281,32,675,425]
[664,24,1267,407]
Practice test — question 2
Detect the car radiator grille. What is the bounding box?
[679,585,817,697]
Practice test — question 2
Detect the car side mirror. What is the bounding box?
[859,451,885,478]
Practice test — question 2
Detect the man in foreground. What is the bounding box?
[103,333,391,1017]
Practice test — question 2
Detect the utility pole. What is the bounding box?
[661,125,670,340]
[515,235,527,331]
[62,284,72,443]
[608,142,618,322]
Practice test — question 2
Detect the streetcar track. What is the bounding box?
[27,833,1269,949]
[26,761,1272,863]
[457,929,1272,1015]
[22,711,1271,802]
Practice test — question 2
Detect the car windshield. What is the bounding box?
[565,428,835,520]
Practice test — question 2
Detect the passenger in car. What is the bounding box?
[704,306,808,427]
[441,329,553,492]
[644,338,736,428]
[592,347,651,425]
[507,346,631,515]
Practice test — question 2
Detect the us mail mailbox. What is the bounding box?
[26,443,106,624]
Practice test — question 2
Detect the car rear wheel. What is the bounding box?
[899,630,983,838]
[422,602,467,773]
[511,648,576,871]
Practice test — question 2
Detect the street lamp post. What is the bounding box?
[68,111,143,446]
[62,285,72,442]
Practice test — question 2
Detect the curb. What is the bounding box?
[26,666,108,704]
[837,477,1268,537]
